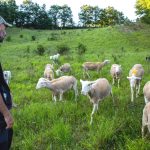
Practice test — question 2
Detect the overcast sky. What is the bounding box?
[15,0,137,23]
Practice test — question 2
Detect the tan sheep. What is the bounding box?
[110,64,122,88]
[127,64,144,102]
[36,76,78,102]
[82,59,110,78]
[80,78,113,124]
[44,64,54,80]
[143,81,150,104]
[142,102,150,138]
[56,63,71,76]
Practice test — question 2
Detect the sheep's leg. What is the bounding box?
[110,90,114,104]
[142,109,148,138]
[90,103,98,125]
[137,82,141,95]
[142,125,146,138]
[118,78,120,88]
[59,93,63,101]
[73,83,78,101]
[131,87,134,102]
[144,96,148,104]
[112,78,115,85]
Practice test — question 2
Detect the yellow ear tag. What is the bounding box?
[132,69,137,75]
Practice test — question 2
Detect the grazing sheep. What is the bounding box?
[36,76,78,102]
[56,63,71,76]
[3,71,11,84]
[82,60,110,78]
[80,78,113,124]
[44,64,54,80]
[50,53,60,64]
[143,81,150,104]
[142,102,150,138]
[127,64,144,102]
[110,64,122,88]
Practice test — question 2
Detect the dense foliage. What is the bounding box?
[135,0,150,24]
[0,0,129,29]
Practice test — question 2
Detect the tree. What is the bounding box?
[135,0,150,23]
[79,5,93,27]
[59,5,73,28]
[0,0,18,24]
[48,5,61,28]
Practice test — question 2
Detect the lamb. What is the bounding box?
[3,71,11,84]
[36,76,78,102]
[110,64,122,88]
[82,59,110,78]
[44,64,54,80]
[127,64,144,102]
[142,102,150,138]
[80,78,113,124]
[143,81,150,104]
[56,63,71,77]
[50,53,60,64]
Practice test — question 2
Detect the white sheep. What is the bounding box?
[127,64,144,102]
[142,102,150,138]
[3,70,17,107]
[3,71,11,84]
[82,59,110,78]
[36,76,78,102]
[44,64,54,80]
[55,63,71,77]
[143,81,150,104]
[50,53,60,64]
[80,78,113,124]
[110,64,122,88]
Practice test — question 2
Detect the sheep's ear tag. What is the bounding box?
[132,69,137,76]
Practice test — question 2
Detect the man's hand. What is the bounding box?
[4,112,14,129]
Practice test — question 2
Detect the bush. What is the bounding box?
[77,43,87,54]
[31,35,36,41]
[35,44,45,55]
[6,36,11,42]
[20,34,23,38]
[57,44,70,54]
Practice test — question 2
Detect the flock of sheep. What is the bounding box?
[4,53,150,137]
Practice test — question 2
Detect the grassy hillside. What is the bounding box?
[0,23,150,150]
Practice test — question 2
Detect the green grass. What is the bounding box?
[0,23,150,149]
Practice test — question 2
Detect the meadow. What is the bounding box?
[0,23,150,150]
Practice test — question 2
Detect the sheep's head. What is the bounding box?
[55,69,63,76]
[36,78,50,89]
[103,59,110,65]
[127,75,141,88]
[80,79,95,95]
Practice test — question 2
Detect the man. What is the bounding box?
[0,63,14,150]
[0,16,12,42]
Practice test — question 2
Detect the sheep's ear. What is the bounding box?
[127,76,131,80]
[80,79,83,83]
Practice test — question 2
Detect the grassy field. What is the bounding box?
[0,23,150,150]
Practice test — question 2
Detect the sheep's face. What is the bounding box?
[36,78,47,89]
[80,80,93,95]
[127,76,141,88]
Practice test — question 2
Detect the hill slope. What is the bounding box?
[0,23,150,149]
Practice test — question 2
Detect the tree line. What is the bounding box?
[0,0,149,29]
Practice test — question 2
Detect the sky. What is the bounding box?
[15,0,137,23]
